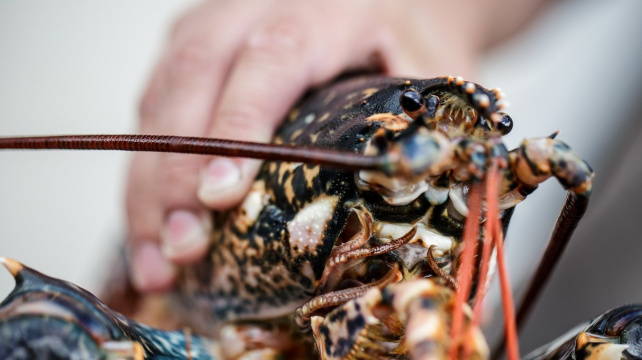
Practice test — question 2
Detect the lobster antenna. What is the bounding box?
[448,182,483,360]
[494,204,520,360]
[0,134,389,172]
[468,164,519,360]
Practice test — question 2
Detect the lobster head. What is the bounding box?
[357,77,513,210]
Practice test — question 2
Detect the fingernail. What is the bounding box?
[131,242,176,292]
[161,210,210,262]
[198,158,241,199]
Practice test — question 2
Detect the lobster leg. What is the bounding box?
[507,137,594,326]
[311,279,489,360]
[492,137,594,358]
[510,136,593,195]
[216,322,312,359]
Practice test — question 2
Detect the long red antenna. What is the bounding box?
[460,165,520,360]
[487,166,520,360]
[495,209,520,360]
[0,135,388,172]
[449,182,482,360]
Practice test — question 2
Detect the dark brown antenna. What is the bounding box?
[0,134,389,172]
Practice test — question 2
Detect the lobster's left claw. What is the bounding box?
[0,258,215,360]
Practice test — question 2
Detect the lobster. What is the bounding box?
[0,75,637,359]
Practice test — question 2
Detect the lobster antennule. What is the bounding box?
[0,134,393,173]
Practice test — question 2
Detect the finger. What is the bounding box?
[198,4,382,209]
[126,152,177,292]
[154,1,273,263]
[154,40,225,263]
[197,16,310,209]
[382,34,476,80]
[154,36,229,209]
[127,61,177,291]
[372,1,477,79]
[138,59,165,132]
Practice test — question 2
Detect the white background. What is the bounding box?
[1,0,642,354]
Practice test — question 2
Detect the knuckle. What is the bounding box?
[246,17,308,61]
[127,204,159,241]
[125,190,161,241]
[159,154,203,204]
[138,86,160,123]
[167,42,215,88]
[169,13,189,38]
[168,2,202,39]
[215,107,276,140]
[126,176,160,239]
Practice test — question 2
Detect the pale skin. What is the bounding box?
[127,0,550,292]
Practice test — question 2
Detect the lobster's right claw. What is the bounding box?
[511,137,594,196]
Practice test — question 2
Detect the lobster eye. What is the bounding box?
[496,113,513,135]
[400,89,426,119]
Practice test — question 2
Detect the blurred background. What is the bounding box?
[1,0,641,355]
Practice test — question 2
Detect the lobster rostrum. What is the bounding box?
[0,75,612,359]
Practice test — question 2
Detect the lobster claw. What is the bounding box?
[0,258,213,360]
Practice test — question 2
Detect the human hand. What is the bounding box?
[126,0,504,292]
